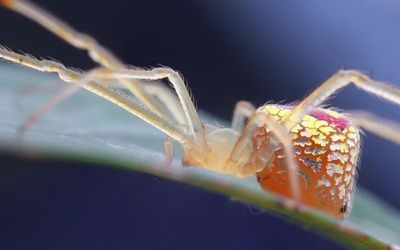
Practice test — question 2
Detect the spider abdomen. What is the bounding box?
[255,105,360,218]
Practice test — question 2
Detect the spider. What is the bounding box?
[1,0,400,219]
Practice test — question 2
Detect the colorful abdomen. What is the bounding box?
[255,105,360,218]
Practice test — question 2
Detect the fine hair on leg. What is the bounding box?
[86,67,207,149]
[0,47,190,143]
[18,78,188,135]
[0,0,169,117]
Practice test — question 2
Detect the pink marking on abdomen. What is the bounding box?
[275,104,350,130]
[310,110,349,130]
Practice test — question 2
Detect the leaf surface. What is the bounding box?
[0,64,399,249]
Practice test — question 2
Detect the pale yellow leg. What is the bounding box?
[349,111,400,145]
[285,70,400,130]
[87,68,207,149]
[143,83,187,126]
[73,76,189,143]
[227,110,301,201]
[0,0,167,117]
[231,101,255,132]
[0,47,190,143]
[19,78,187,133]
[17,80,83,134]
[1,0,205,147]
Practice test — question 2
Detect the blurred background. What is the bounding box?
[1,0,400,249]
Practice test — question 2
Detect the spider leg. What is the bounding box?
[0,47,190,143]
[57,79,187,126]
[284,70,400,130]
[226,110,301,201]
[142,82,187,126]
[87,76,182,165]
[89,67,207,149]
[0,0,167,117]
[17,79,83,134]
[1,1,205,147]
[16,79,60,97]
[17,76,187,136]
[349,111,400,145]
[17,78,184,164]
[17,79,186,163]
[142,83,188,163]
[231,101,255,132]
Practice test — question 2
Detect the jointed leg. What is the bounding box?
[0,47,190,143]
[227,110,301,201]
[87,68,207,148]
[1,1,203,146]
[231,101,255,132]
[284,70,400,130]
[349,111,400,145]
[0,47,199,146]
[17,79,83,134]
[18,78,188,135]
[1,0,120,66]
[77,75,190,144]
[0,46,81,82]
[0,0,167,117]
[143,83,187,126]
[17,79,60,96]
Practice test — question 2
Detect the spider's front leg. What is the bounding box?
[0,49,190,144]
[36,66,207,157]
[0,0,169,117]
[284,70,400,130]
[1,0,205,162]
[225,110,301,202]
[92,67,207,149]
[349,110,400,145]
[281,69,400,150]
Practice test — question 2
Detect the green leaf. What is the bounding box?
[0,63,399,249]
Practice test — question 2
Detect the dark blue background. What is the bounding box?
[1,0,400,249]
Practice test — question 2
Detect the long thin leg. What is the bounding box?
[284,70,400,130]
[74,77,190,144]
[17,79,60,96]
[87,68,207,148]
[0,47,190,143]
[17,80,83,134]
[1,0,204,146]
[227,110,301,201]
[0,46,89,129]
[0,0,167,117]
[143,83,187,126]
[0,46,79,82]
[96,80,187,126]
[19,65,206,147]
[18,78,188,134]
[349,111,400,145]
[231,101,255,132]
